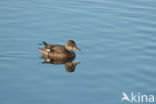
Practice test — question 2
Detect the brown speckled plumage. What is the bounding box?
[38,40,80,59]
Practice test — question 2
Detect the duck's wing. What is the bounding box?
[50,45,67,53]
[46,45,67,53]
[41,41,67,53]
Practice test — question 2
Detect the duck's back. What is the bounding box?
[39,44,75,59]
[48,45,67,53]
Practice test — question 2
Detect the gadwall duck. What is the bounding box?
[38,40,80,59]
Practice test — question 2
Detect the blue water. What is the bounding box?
[0,0,156,104]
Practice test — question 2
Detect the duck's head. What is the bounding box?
[65,40,80,51]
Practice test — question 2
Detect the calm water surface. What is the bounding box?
[0,0,156,104]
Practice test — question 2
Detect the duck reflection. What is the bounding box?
[41,54,79,72]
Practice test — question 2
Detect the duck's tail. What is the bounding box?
[42,41,48,45]
[38,41,48,45]
[38,48,49,55]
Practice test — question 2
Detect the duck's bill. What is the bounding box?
[73,62,80,65]
[73,47,80,51]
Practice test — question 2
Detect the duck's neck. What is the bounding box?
[65,46,73,52]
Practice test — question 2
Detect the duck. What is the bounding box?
[38,40,80,59]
